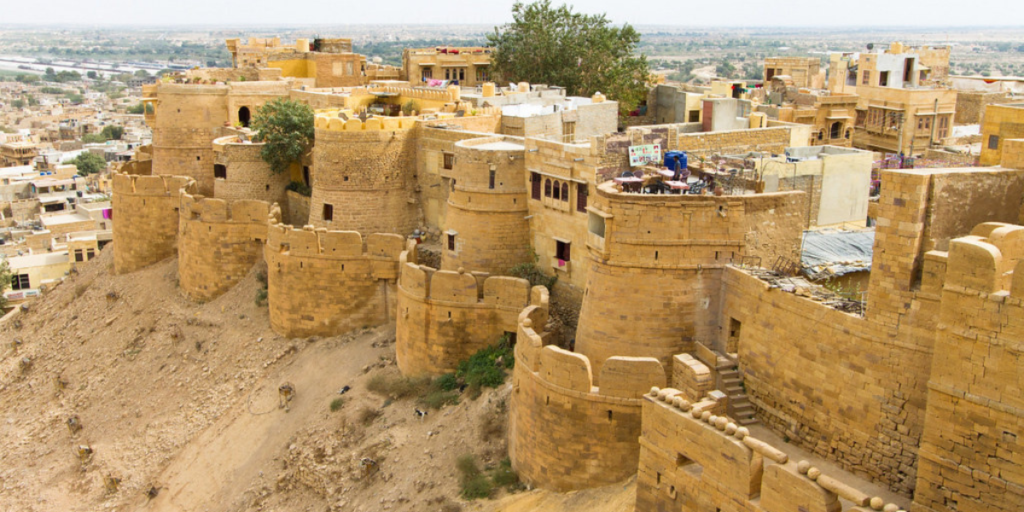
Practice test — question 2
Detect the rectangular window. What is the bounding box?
[879,71,889,86]
[214,164,227,179]
[322,203,334,222]
[531,172,541,200]
[489,169,495,189]
[577,184,588,212]
[862,71,870,85]
[75,249,84,262]
[989,135,1000,150]
[443,152,454,170]
[12,274,30,290]
[562,121,576,143]
[556,240,571,262]
[422,68,433,81]
[588,212,606,238]
[476,66,489,82]
[86,249,95,260]
[448,233,456,251]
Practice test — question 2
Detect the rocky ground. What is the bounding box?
[0,248,634,512]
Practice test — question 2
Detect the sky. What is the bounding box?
[2,0,1023,28]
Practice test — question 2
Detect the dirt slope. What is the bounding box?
[0,248,634,512]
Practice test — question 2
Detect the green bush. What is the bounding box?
[456,335,514,396]
[435,373,459,391]
[508,250,557,290]
[456,454,493,500]
[286,180,312,197]
[251,98,314,174]
[330,397,344,412]
[491,458,519,488]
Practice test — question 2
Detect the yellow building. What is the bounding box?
[979,103,1024,166]
[402,46,492,86]
[225,37,402,88]
[0,141,40,168]
[2,251,70,305]
[763,56,824,89]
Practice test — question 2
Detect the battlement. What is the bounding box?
[314,112,417,131]
[112,172,195,197]
[510,309,669,492]
[396,263,542,376]
[637,391,909,512]
[177,192,277,302]
[266,222,406,261]
[938,222,1024,295]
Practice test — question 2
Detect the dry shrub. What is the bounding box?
[357,406,381,425]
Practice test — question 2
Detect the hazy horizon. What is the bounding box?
[2,0,1022,28]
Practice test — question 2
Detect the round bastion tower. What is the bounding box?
[307,112,421,236]
[440,136,531,275]
[150,83,230,195]
[574,181,805,383]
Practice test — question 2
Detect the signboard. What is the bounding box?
[628,144,662,167]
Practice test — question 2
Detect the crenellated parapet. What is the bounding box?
[395,263,542,376]
[509,307,670,492]
[264,219,412,338]
[314,112,418,132]
[637,389,910,512]
[177,192,279,302]
[112,172,196,274]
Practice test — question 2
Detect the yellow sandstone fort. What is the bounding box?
[109,37,1024,512]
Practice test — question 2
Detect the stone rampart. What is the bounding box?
[636,390,909,512]
[111,172,195,274]
[913,224,1024,512]
[212,135,291,206]
[264,221,410,338]
[395,263,540,376]
[440,136,531,275]
[177,192,278,302]
[509,309,668,492]
[150,83,230,195]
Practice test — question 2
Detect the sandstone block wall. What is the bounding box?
[416,126,500,231]
[112,172,195,274]
[441,136,531,275]
[636,392,908,512]
[509,309,668,492]
[308,117,421,235]
[575,181,805,382]
[177,193,278,302]
[212,136,291,206]
[954,91,1010,125]
[264,222,409,338]
[151,84,230,195]
[395,263,539,376]
[913,225,1024,512]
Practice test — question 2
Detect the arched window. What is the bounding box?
[553,180,561,200]
[818,130,824,141]
[238,106,251,128]
[830,121,842,139]
[845,129,851,139]
[561,183,569,202]
[544,179,552,197]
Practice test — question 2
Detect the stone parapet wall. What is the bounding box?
[150,83,231,195]
[913,224,1024,512]
[177,193,278,302]
[264,222,410,338]
[395,263,542,376]
[636,391,910,512]
[509,308,668,492]
[111,172,195,274]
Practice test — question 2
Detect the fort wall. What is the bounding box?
[150,84,230,195]
[913,224,1024,512]
[111,172,195,274]
[415,126,501,231]
[308,115,421,235]
[177,193,278,302]
[440,136,531,275]
[395,263,539,376]
[509,308,669,492]
[264,221,409,338]
[636,390,909,512]
[576,182,805,382]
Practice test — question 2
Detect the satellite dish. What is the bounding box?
[867,43,874,50]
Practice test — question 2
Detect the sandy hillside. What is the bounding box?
[0,248,634,512]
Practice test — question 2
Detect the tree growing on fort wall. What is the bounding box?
[252,98,315,174]
[487,0,652,117]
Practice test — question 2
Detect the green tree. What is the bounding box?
[0,259,12,310]
[134,69,151,78]
[127,103,145,114]
[11,99,25,109]
[65,93,84,104]
[251,98,314,174]
[82,133,107,144]
[86,70,98,79]
[67,152,107,176]
[487,1,652,117]
[100,125,124,140]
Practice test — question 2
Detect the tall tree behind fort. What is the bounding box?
[487,0,651,117]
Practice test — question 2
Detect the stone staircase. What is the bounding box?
[716,356,758,425]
